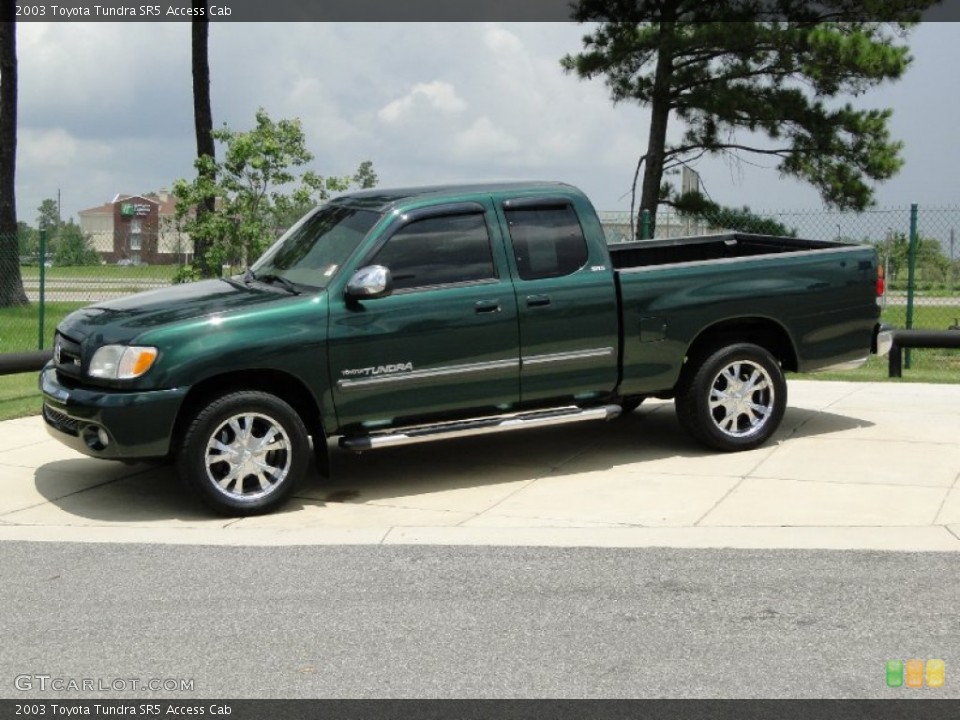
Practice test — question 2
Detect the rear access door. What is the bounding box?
[498,195,619,405]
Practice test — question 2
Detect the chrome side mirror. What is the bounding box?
[345,265,393,301]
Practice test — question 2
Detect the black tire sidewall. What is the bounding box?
[678,343,787,452]
[177,391,309,516]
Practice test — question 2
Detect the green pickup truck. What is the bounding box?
[41,182,891,515]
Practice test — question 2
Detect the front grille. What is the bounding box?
[43,404,81,436]
[53,332,83,378]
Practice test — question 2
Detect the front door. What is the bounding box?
[327,203,520,430]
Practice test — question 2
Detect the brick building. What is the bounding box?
[78,190,190,264]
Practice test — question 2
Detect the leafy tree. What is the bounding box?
[173,108,377,279]
[52,221,100,267]
[672,192,796,236]
[271,159,379,231]
[191,4,216,278]
[875,232,950,284]
[874,231,909,281]
[561,3,934,237]
[36,197,60,235]
[0,8,28,307]
[17,221,36,257]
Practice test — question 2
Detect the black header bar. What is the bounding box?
[8,0,958,23]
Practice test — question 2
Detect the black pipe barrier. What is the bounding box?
[0,350,53,376]
[888,329,960,378]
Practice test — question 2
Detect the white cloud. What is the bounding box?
[11,22,958,224]
[482,22,525,55]
[378,81,467,125]
[19,128,85,169]
[453,118,521,161]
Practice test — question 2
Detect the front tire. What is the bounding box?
[675,343,786,452]
[177,391,310,516]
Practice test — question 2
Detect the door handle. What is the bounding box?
[475,300,502,314]
[526,294,551,308]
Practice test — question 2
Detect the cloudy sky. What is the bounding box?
[12,21,960,226]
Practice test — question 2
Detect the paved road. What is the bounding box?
[0,543,955,699]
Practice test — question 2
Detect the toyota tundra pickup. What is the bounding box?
[40,182,891,515]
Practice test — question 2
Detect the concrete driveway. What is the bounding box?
[1,380,959,550]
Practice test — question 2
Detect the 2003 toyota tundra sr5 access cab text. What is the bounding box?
[41,182,891,515]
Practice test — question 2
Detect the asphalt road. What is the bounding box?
[0,543,956,699]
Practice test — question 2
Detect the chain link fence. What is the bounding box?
[1,228,183,356]
[3,205,959,377]
[599,204,960,376]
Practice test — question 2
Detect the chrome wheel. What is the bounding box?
[675,342,786,452]
[204,412,292,501]
[708,360,775,439]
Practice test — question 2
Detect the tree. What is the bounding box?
[173,108,377,278]
[191,5,216,278]
[53,220,100,267]
[681,201,797,237]
[561,3,934,237]
[271,159,379,231]
[875,231,950,285]
[36,197,60,235]
[17,221,36,257]
[0,8,27,307]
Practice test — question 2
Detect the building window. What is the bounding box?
[130,219,142,250]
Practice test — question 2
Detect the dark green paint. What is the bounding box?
[39,182,881,461]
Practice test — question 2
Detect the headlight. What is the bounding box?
[89,345,158,379]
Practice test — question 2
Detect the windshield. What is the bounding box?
[250,204,381,289]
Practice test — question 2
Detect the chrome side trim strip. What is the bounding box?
[522,347,615,367]
[337,358,519,392]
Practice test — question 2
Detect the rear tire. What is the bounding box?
[176,390,310,516]
[675,343,786,452]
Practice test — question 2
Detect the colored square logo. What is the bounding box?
[905,659,925,688]
[886,659,904,688]
[927,659,946,688]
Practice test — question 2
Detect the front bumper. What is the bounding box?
[40,364,188,460]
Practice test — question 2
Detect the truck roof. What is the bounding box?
[329,181,579,212]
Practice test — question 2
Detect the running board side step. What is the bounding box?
[339,404,623,452]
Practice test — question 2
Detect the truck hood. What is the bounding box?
[58,278,301,345]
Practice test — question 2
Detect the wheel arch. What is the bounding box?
[682,317,798,379]
[172,369,326,453]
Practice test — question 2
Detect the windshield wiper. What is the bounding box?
[221,275,247,290]
[243,268,301,296]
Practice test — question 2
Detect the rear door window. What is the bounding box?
[503,204,589,280]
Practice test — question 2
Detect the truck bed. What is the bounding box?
[610,232,879,396]
[608,233,841,270]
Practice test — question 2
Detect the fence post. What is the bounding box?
[38,229,47,350]
[640,209,652,240]
[905,203,919,370]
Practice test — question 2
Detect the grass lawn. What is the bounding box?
[0,373,42,421]
[0,302,87,353]
[20,264,179,281]
[810,352,960,384]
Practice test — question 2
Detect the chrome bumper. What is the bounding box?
[874,324,894,357]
